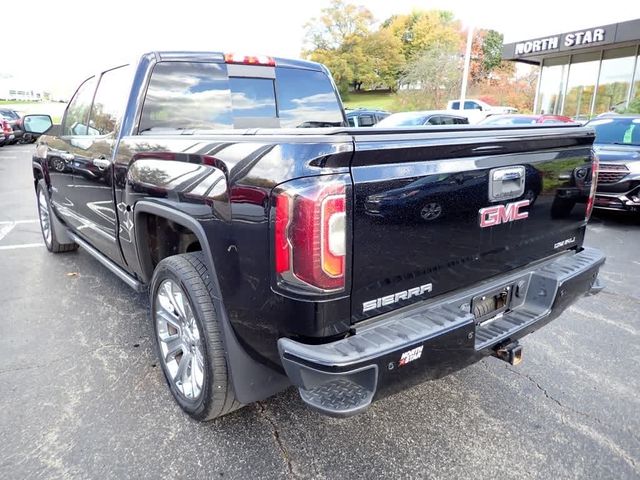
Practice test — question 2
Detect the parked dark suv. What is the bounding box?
[345,108,390,127]
[585,115,640,214]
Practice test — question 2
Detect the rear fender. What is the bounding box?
[133,200,290,403]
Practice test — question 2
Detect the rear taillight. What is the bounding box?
[586,151,599,220]
[273,175,349,294]
[1,121,11,134]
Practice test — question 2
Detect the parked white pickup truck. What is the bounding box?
[447,98,517,124]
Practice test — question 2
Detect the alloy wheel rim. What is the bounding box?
[38,190,52,246]
[155,279,205,400]
[421,202,442,221]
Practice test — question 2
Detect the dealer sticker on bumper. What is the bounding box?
[398,345,424,367]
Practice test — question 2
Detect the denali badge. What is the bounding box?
[479,200,530,228]
[362,283,433,313]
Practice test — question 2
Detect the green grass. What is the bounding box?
[342,91,396,112]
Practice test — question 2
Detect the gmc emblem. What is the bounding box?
[479,200,530,228]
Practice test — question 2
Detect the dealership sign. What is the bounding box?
[514,27,607,56]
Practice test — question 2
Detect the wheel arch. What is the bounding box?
[133,200,290,403]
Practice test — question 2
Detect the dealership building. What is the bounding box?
[502,18,640,119]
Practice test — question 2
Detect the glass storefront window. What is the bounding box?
[630,52,640,112]
[593,47,637,115]
[563,52,600,121]
[536,56,569,115]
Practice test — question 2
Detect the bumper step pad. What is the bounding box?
[299,378,372,415]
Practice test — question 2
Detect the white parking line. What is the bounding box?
[0,223,15,242]
[0,219,39,225]
[0,243,44,251]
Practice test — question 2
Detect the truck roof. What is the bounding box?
[151,51,325,71]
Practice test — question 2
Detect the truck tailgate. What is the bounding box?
[349,126,595,322]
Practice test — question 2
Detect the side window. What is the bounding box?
[347,117,356,127]
[426,116,441,125]
[450,101,460,109]
[89,65,132,136]
[454,117,468,124]
[465,101,481,110]
[440,117,455,125]
[62,77,97,136]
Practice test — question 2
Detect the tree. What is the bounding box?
[381,10,462,62]
[358,29,405,90]
[469,29,512,85]
[303,0,404,93]
[395,42,462,110]
[303,0,373,51]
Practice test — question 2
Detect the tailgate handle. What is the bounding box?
[489,166,526,201]
[500,171,523,181]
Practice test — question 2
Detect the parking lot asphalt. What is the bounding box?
[0,144,639,479]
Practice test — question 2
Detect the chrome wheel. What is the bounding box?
[38,189,52,247]
[155,279,205,400]
[420,202,443,221]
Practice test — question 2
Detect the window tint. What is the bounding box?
[275,67,344,128]
[89,65,132,136]
[347,117,356,127]
[464,101,480,110]
[229,77,276,118]
[426,116,441,125]
[140,62,233,131]
[63,77,97,136]
[140,62,344,131]
[589,118,640,145]
[450,101,460,109]
[454,117,468,124]
[440,116,456,125]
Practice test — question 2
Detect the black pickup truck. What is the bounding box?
[24,51,605,420]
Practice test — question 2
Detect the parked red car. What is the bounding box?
[0,119,14,147]
[479,114,575,125]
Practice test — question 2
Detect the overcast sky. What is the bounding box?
[3,0,640,97]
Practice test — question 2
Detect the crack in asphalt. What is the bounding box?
[0,342,143,376]
[503,364,604,425]
[256,401,297,479]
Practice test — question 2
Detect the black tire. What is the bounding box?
[36,180,78,253]
[150,252,241,421]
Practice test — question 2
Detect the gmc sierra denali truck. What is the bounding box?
[24,51,605,420]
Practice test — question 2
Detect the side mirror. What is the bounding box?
[22,114,53,135]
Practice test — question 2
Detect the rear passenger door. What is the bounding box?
[71,65,132,265]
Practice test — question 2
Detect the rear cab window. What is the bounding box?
[139,61,345,132]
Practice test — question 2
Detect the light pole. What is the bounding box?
[459,25,474,110]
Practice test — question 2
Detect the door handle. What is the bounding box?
[93,157,112,170]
